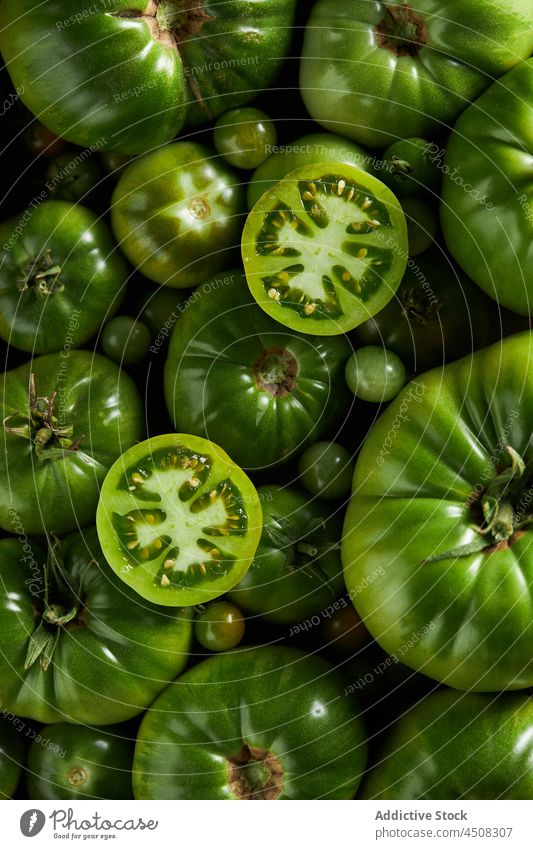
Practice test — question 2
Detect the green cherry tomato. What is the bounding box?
[247,132,373,210]
[214,108,277,170]
[298,442,354,500]
[380,138,440,198]
[102,316,151,365]
[242,162,408,335]
[111,142,246,288]
[96,433,263,608]
[194,601,246,652]
[26,724,133,800]
[345,346,406,402]
[0,351,144,535]
[401,198,437,256]
[99,152,132,180]
[133,646,367,800]
[228,484,345,625]
[361,692,533,800]
[321,603,370,653]
[441,59,533,315]
[354,247,494,373]
[134,285,188,338]
[300,0,533,148]
[46,152,102,204]
[0,718,25,799]
[164,271,351,471]
[342,332,533,691]
[0,529,193,725]
[0,200,127,354]
[0,1,297,155]
[22,118,67,159]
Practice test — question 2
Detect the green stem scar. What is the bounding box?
[227,745,284,800]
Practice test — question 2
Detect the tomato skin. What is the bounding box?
[214,108,277,170]
[45,152,102,204]
[0,200,127,354]
[361,692,533,800]
[133,646,367,800]
[228,484,345,624]
[342,332,533,691]
[441,60,533,316]
[0,718,25,799]
[164,271,351,471]
[0,529,193,726]
[101,316,151,365]
[354,248,494,373]
[0,351,144,535]
[300,0,533,148]
[0,1,296,154]
[194,601,245,652]
[111,143,246,288]
[298,441,354,501]
[380,138,440,199]
[26,723,133,800]
[345,346,406,403]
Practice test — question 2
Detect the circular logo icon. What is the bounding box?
[20,810,46,837]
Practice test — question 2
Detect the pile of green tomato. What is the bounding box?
[0,0,532,801]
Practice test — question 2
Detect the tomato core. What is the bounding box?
[375,4,428,57]
[227,745,284,800]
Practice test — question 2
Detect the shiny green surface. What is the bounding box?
[214,108,277,170]
[164,271,351,470]
[362,692,533,799]
[300,0,533,148]
[381,138,441,199]
[298,441,354,500]
[102,316,151,365]
[133,646,367,799]
[0,1,296,154]
[228,484,345,624]
[0,201,126,353]
[345,346,406,402]
[194,601,245,652]
[0,351,143,535]
[111,143,245,288]
[441,60,533,316]
[0,529,193,725]
[342,332,533,690]
[26,723,133,800]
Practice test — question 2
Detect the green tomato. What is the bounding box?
[194,601,245,652]
[102,316,151,365]
[0,528,193,725]
[401,197,437,256]
[441,59,533,316]
[0,200,127,353]
[96,433,263,608]
[354,247,494,373]
[164,271,351,471]
[342,332,533,691]
[247,132,373,210]
[345,346,406,402]
[214,108,277,170]
[0,0,297,155]
[133,646,367,799]
[242,162,408,336]
[300,0,533,148]
[46,152,102,204]
[111,142,245,288]
[26,724,133,800]
[228,484,345,625]
[298,442,354,500]
[134,284,188,338]
[0,718,25,799]
[380,138,440,198]
[321,604,370,654]
[0,350,144,535]
[361,692,533,799]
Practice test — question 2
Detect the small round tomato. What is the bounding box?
[214,108,277,170]
[380,138,440,198]
[298,442,354,500]
[194,601,246,652]
[345,346,406,402]
[22,118,67,158]
[321,604,370,653]
[401,198,437,256]
[133,646,367,799]
[96,434,263,608]
[242,162,408,335]
[102,316,151,366]
[111,142,246,288]
[26,724,133,800]
[134,285,188,338]
[46,152,102,204]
